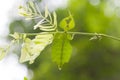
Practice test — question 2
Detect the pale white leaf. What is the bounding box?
[20,34,53,64]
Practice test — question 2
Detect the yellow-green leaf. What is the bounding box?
[52,33,72,70]
[59,12,75,31]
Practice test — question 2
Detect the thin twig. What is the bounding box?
[14,31,120,41]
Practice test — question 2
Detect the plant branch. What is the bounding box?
[16,31,120,41]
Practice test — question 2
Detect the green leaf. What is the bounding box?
[20,34,53,64]
[52,33,72,70]
[59,12,75,31]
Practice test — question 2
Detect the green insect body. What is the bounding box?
[59,13,75,31]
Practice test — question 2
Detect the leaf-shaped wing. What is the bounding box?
[52,33,72,70]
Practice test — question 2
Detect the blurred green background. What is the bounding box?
[9,0,120,80]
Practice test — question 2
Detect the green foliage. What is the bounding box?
[6,1,75,68]
[6,0,120,80]
[59,12,75,31]
[10,1,74,68]
[52,33,72,70]
[1,0,120,73]
[19,1,57,32]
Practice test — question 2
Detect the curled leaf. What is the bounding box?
[18,1,38,20]
[18,5,32,17]
[20,34,53,64]
[34,19,45,30]
[33,8,57,31]
[28,1,37,14]
[67,34,75,40]
[53,11,57,28]
[45,6,49,18]
[59,12,75,31]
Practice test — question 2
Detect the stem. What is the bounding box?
[17,31,120,41]
[100,34,120,41]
